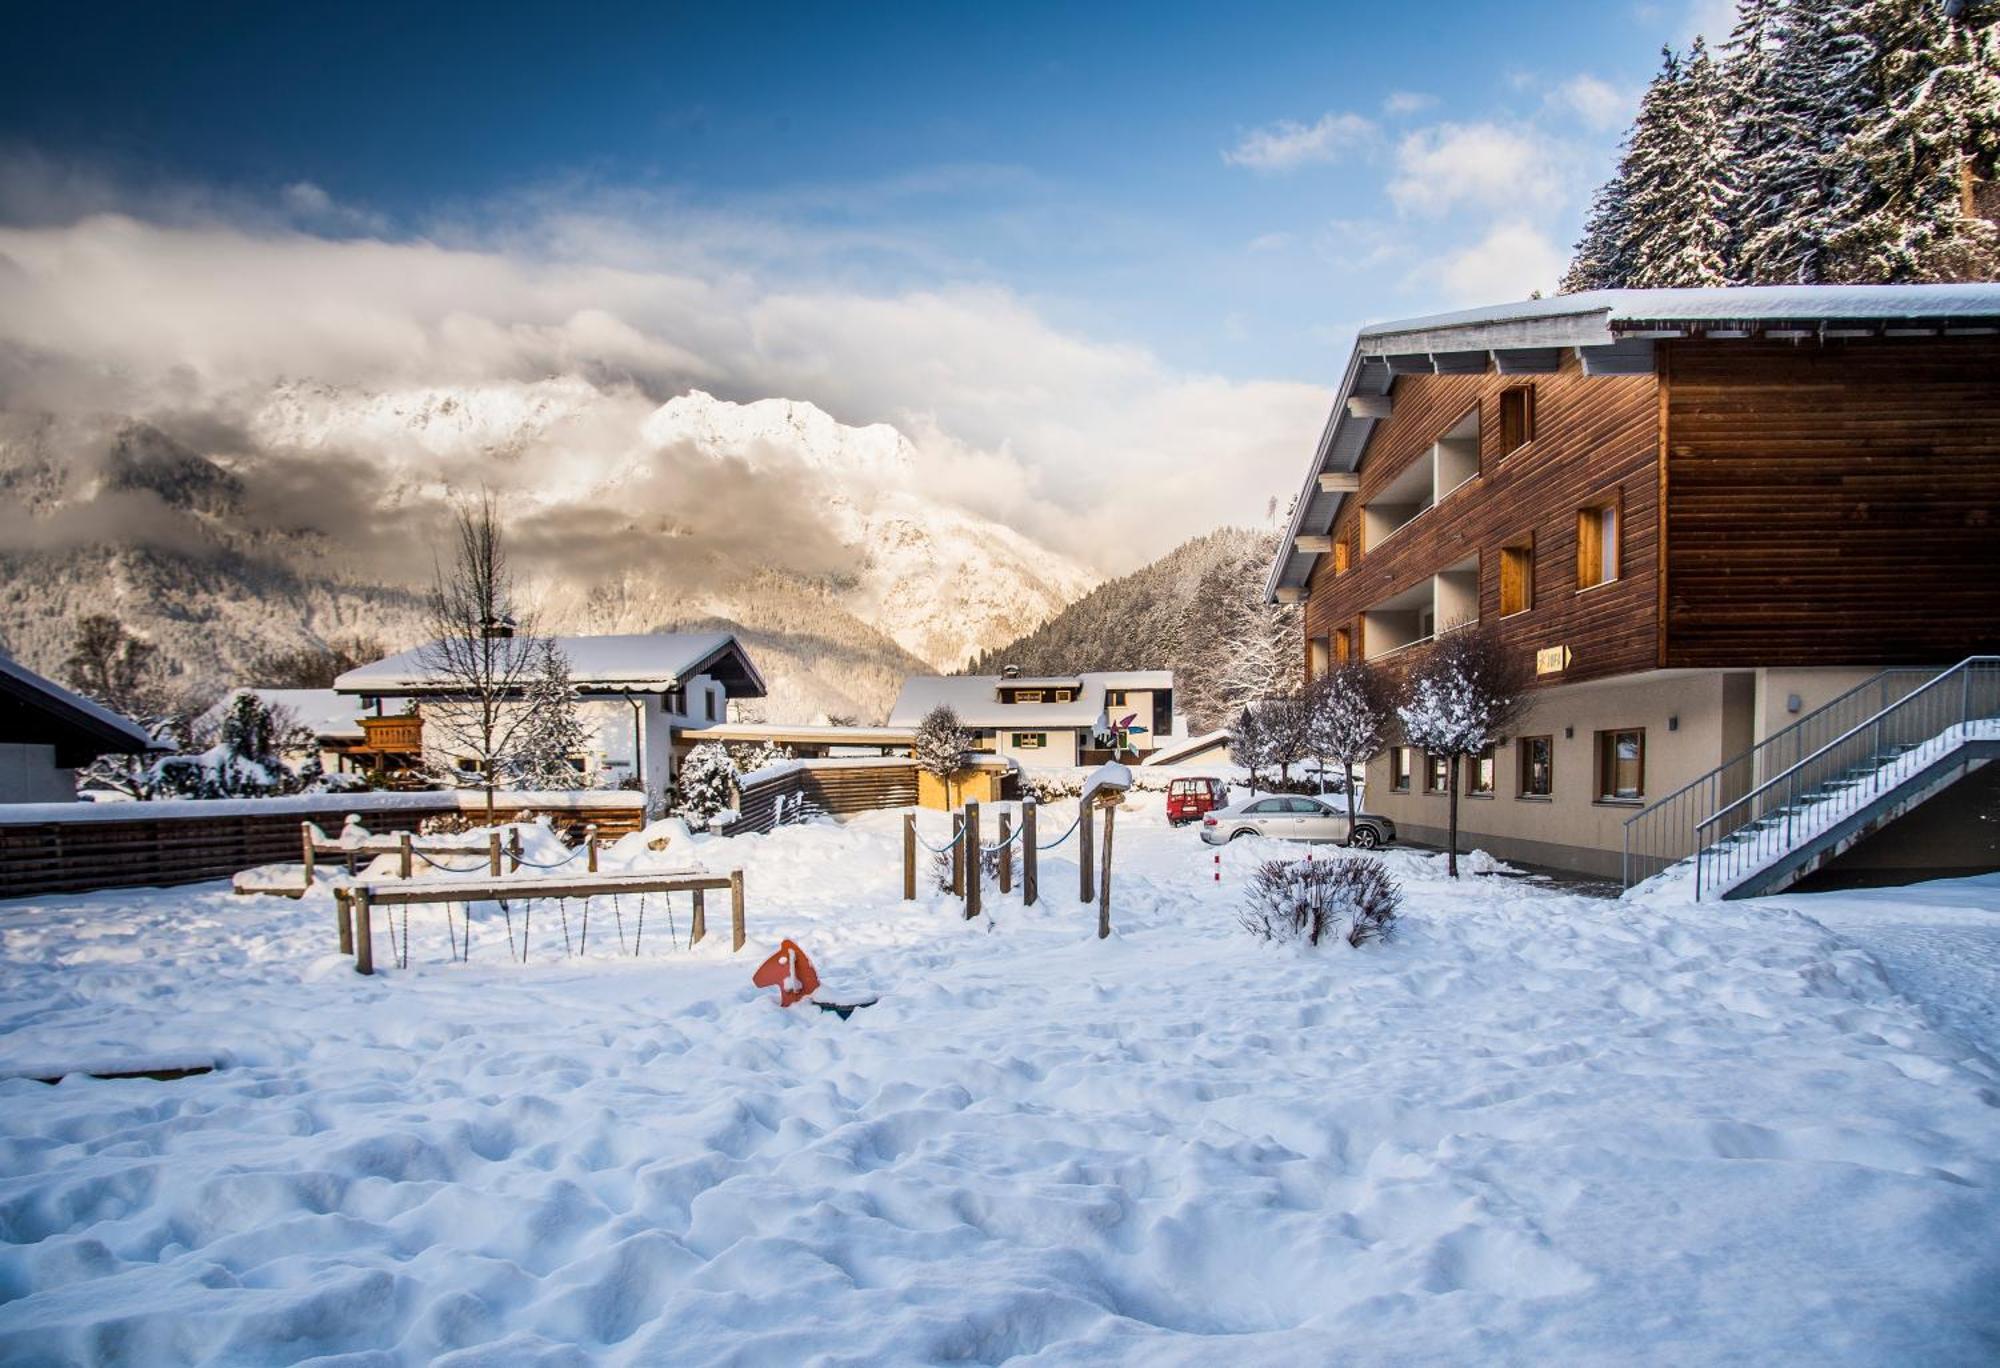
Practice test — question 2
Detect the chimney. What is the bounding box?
[480,613,516,640]
[1001,664,1021,679]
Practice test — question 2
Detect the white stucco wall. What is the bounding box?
[0,743,78,803]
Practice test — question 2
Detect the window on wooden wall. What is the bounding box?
[1332,539,1351,575]
[1596,728,1645,802]
[1308,635,1331,680]
[1499,537,1535,617]
[1052,689,1073,702]
[1499,386,1535,454]
[1576,495,1621,590]
[1518,736,1553,798]
[1333,627,1352,663]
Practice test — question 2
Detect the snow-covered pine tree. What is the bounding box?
[913,705,972,807]
[673,742,738,827]
[1562,51,1685,292]
[1721,0,1790,279]
[514,641,591,791]
[1214,580,1301,718]
[1395,624,1525,878]
[1306,659,1394,843]
[1737,0,1875,284]
[1631,38,1737,286]
[1826,0,2000,281]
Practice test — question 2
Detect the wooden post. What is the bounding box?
[353,887,374,975]
[902,813,917,900]
[1078,797,1095,904]
[998,811,1012,895]
[586,824,599,873]
[951,812,965,896]
[301,822,316,886]
[1022,799,1038,906]
[691,889,706,945]
[729,870,746,951]
[335,888,353,955]
[488,831,502,877]
[398,831,413,880]
[1098,801,1115,940]
[964,800,982,920]
[508,828,522,873]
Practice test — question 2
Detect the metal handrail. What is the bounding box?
[1696,656,1994,834]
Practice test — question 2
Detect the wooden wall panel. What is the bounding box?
[1303,350,1659,689]
[1662,337,2000,668]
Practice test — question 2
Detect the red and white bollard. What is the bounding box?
[1213,852,1220,883]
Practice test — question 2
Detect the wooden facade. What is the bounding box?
[1301,335,2000,687]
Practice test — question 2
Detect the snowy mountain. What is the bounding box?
[0,384,1100,722]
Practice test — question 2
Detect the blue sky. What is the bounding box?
[0,0,1734,565]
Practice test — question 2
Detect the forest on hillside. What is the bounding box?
[1566,0,1999,289]
[967,527,1299,734]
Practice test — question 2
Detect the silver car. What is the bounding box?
[1199,795,1396,849]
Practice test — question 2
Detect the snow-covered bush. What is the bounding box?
[674,743,738,826]
[1396,623,1524,878]
[142,692,360,800]
[915,705,972,803]
[1240,857,1401,949]
[728,740,794,775]
[931,834,1005,894]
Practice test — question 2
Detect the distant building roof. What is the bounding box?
[1268,283,2000,601]
[888,671,1172,729]
[1141,729,1232,767]
[335,633,767,699]
[695,721,915,747]
[0,654,161,766]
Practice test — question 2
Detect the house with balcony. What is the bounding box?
[334,632,767,801]
[887,668,1176,768]
[1269,284,2000,892]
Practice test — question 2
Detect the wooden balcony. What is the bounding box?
[357,714,423,754]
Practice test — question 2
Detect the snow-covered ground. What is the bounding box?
[1,804,1996,1364]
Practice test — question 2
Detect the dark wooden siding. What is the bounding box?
[1662,336,2000,668]
[1304,349,1660,688]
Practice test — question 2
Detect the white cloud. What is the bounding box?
[0,208,1329,572]
[1246,231,1295,253]
[1382,91,1435,116]
[1222,112,1375,172]
[1388,122,1574,217]
[1428,220,1569,303]
[1547,75,1632,132]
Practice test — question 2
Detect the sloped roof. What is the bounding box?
[229,689,368,741]
[888,671,1172,729]
[1140,729,1232,767]
[0,654,160,766]
[335,633,766,698]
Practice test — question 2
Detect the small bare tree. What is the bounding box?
[1307,659,1394,843]
[418,495,543,822]
[1396,622,1525,877]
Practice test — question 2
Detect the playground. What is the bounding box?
[0,801,1996,1363]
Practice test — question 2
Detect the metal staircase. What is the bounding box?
[1622,658,2000,899]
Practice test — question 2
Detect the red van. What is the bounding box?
[1166,776,1230,826]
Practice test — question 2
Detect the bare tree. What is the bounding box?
[1396,622,1526,877]
[1307,659,1394,843]
[417,495,543,822]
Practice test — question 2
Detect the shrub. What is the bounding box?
[1240,856,1401,948]
[930,837,1006,894]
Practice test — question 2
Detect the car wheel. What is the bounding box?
[1349,825,1381,850]
[1227,828,1252,843]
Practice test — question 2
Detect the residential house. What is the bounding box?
[0,654,160,802]
[334,632,766,800]
[888,669,1175,768]
[1268,284,2000,888]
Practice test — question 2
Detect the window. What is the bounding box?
[1014,689,1045,703]
[1286,797,1328,814]
[1053,689,1073,702]
[1106,690,1127,706]
[1500,538,1535,617]
[704,690,716,721]
[1248,799,1286,815]
[1390,747,1412,792]
[1518,736,1553,798]
[1333,627,1352,663]
[1597,728,1645,801]
[1015,732,1047,749]
[1499,386,1535,454]
[1332,539,1351,575]
[1467,746,1495,796]
[1425,753,1450,794]
[1577,496,1621,590]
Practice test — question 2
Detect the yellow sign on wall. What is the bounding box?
[1536,645,1572,676]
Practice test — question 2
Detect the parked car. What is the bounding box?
[1165,776,1230,826]
[1199,795,1396,849]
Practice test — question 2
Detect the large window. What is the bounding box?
[1577,497,1621,590]
[1499,386,1535,454]
[1425,753,1450,794]
[1596,728,1645,802]
[1500,538,1535,617]
[1466,746,1495,796]
[1390,747,1412,792]
[1518,736,1553,798]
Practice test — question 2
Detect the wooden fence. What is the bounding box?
[0,792,648,899]
[731,758,919,836]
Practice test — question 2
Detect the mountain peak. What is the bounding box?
[643,390,914,483]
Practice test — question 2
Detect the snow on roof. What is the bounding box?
[0,653,160,756]
[230,689,369,740]
[335,633,765,697]
[887,671,1172,729]
[695,721,915,744]
[1140,729,1232,767]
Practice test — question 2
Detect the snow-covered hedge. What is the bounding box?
[1240,856,1400,949]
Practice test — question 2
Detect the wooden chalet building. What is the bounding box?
[1268,284,2000,884]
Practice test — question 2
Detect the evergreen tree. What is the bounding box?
[515,642,591,791]
[1737,0,1875,284]
[1630,38,1736,286]
[1722,0,1791,279]
[1563,51,1687,292]
[673,742,738,826]
[1827,0,2000,281]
